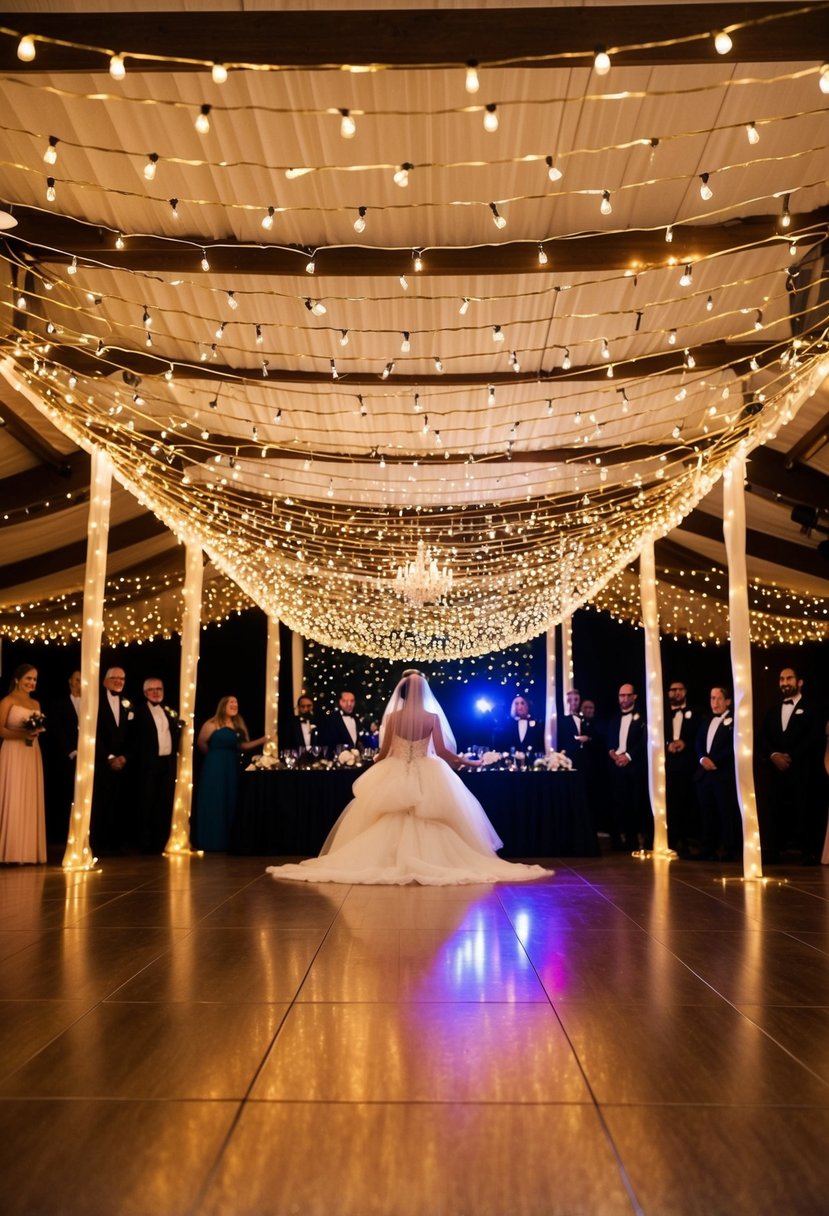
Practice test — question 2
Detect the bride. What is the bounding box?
[267,670,551,886]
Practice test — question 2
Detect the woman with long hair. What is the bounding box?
[195,695,268,851]
[0,664,47,863]
[268,670,551,885]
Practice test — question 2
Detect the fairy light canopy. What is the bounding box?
[1,2,828,657]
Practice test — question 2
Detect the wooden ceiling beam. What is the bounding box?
[0,449,89,515]
[0,386,73,471]
[675,506,822,577]
[782,406,829,467]
[0,511,169,591]
[8,206,828,277]
[745,444,829,514]
[2,6,827,72]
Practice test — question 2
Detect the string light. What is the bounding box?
[537,244,548,265]
[353,206,367,233]
[169,197,179,219]
[706,294,714,311]
[665,225,673,243]
[195,104,211,134]
[214,321,226,339]
[562,348,571,370]
[488,385,496,406]
[593,48,611,76]
[459,298,470,315]
[820,64,829,95]
[15,293,26,310]
[393,163,412,187]
[489,202,506,229]
[483,104,499,133]
[331,359,339,379]
[261,206,275,230]
[600,190,612,215]
[381,361,394,379]
[399,274,408,290]
[45,177,56,203]
[143,152,159,181]
[413,250,423,272]
[17,35,36,62]
[684,349,696,369]
[400,331,411,352]
[200,250,210,271]
[109,54,126,80]
[746,121,760,145]
[340,108,357,138]
[339,329,349,346]
[668,329,677,345]
[545,155,563,182]
[714,30,733,55]
[699,173,713,201]
[755,309,763,330]
[601,337,610,359]
[262,359,270,377]
[67,255,78,276]
[305,255,316,274]
[115,233,125,250]
[465,61,480,94]
[509,350,520,372]
[142,306,152,328]
[679,264,692,287]
[43,135,59,165]
[255,324,263,345]
[434,357,444,373]
[211,63,228,84]
[226,291,238,311]
[780,193,792,228]
[492,325,504,343]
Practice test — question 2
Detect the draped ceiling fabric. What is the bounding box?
[1,1,828,658]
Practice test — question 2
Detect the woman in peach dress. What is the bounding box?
[0,663,47,863]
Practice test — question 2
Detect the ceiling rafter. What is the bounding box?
[2,5,828,72]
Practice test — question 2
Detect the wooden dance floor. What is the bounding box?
[1,851,828,1215]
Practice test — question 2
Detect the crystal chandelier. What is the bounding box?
[395,540,453,606]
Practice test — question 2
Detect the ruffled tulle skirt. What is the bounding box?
[267,753,551,886]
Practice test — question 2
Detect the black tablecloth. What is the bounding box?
[230,768,598,858]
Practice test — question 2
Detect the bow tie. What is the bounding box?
[299,717,313,723]
[673,707,685,714]
[621,710,633,716]
[341,712,354,718]
[711,713,723,719]
[782,699,794,705]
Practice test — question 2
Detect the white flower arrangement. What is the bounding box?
[543,750,574,771]
[247,753,278,770]
[336,747,362,767]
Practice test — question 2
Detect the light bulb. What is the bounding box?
[545,155,562,182]
[115,233,125,250]
[227,291,237,310]
[261,206,275,230]
[109,54,126,80]
[679,264,692,287]
[459,298,470,315]
[668,329,677,345]
[820,64,829,95]
[755,310,763,330]
[381,362,394,379]
[393,163,411,187]
[340,108,357,138]
[400,332,411,353]
[305,257,316,274]
[67,255,77,275]
[215,321,225,339]
[312,300,326,315]
[746,121,759,145]
[562,349,571,370]
[492,325,504,343]
[780,194,791,228]
[353,206,367,233]
[600,190,612,215]
[211,63,228,84]
[331,359,338,379]
[399,274,408,290]
[537,244,548,265]
[16,294,26,310]
[43,136,58,165]
[340,329,349,346]
[714,30,733,55]
[413,251,423,272]
[601,338,610,359]
[699,173,713,201]
[434,357,443,373]
[593,48,611,76]
[143,306,152,327]
[789,240,798,257]
[483,104,499,133]
[465,60,479,94]
[665,225,673,243]
[488,385,496,406]
[684,349,696,368]
[200,251,210,271]
[143,153,159,181]
[17,35,35,62]
[510,351,520,373]
[489,202,506,228]
[195,104,211,134]
[255,324,263,345]
[45,177,56,203]
[169,197,179,219]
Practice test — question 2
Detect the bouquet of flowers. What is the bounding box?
[21,711,47,747]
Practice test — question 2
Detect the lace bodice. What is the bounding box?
[390,735,431,762]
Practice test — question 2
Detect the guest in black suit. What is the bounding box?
[694,686,741,860]
[283,694,321,751]
[607,683,651,850]
[758,666,823,863]
[132,677,182,853]
[46,670,81,844]
[497,695,545,754]
[557,689,590,760]
[91,666,134,854]
[664,679,702,852]
[320,690,363,751]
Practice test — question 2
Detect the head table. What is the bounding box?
[229,767,598,858]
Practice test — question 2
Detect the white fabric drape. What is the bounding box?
[265,614,280,745]
[544,625,556,753]
[165,543,203,854]
[560,614,574,693]
[292,631,304,707]
[62,448,112,870]
[723,456,764,880]
[639,539,669,854]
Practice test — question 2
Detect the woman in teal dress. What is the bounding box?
[195,696,268,850]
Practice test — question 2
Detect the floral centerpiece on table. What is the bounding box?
[534,751,573,771]
[336,747,363,768]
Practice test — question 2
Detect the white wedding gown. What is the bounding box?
[267,734,551,886]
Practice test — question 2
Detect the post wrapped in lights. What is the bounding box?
[62,447,113,872]
[560,613,573,694]
[395,540,453,607]
[544,624,557,754]
[722,456,764,881]
[164,542,204,855]
[639,537,671,857]
[265,613,280,745]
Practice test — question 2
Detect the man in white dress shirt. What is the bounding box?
[133,677,182,852]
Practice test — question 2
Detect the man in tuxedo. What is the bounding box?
[694,686,741,860]
[46,670,81,844]
[664,679,702,853]
[132,677,182,852]
[91,666,134,854]
[283,694,321,750]
[557,688,591,760]
[320,689,363,750]
[497,695,545,754]
[607,683,651,850]
[758,666,823,863]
